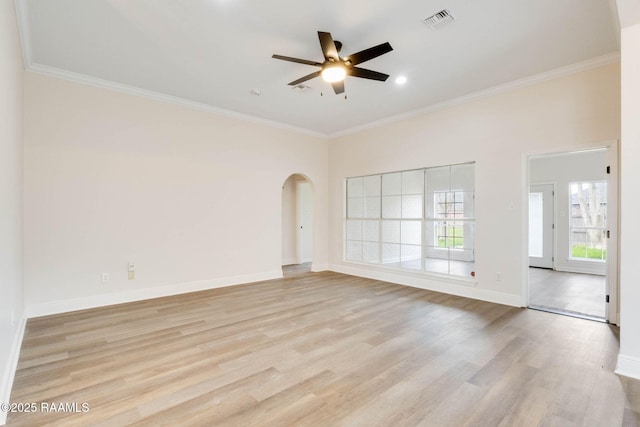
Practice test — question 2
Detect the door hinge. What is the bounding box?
[552,256,555,262]
[606,166,611,174]
[552,223,555,229]
[607,230,610,238]
[606,295,610,303]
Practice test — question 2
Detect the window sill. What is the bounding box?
[342,260,477,287]
[567,257,606,263]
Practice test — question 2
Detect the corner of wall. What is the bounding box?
[0,315,27,426]
[615,353,640,380]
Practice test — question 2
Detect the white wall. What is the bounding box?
[530,149,608,275]
[617,22,640,379]
[23,73,328,316]
[0,0,25,423]
[328,63,620,306]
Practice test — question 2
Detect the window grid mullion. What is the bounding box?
[346,163,475,278]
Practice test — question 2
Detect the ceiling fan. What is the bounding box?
[272,31,393,95]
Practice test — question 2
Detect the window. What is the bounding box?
[433,191,464,248]
[569,181,607,261]
[345,163,475,278]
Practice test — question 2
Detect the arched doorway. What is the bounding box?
[281,174,313,275]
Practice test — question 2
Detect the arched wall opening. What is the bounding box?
[281,174,314,269]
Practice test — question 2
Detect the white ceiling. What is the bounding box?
[19,0,620,136]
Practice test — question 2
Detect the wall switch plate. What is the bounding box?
[128,271,135,280]
[128,262,135,272]
[102,272,110,283]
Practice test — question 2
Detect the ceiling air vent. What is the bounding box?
[291,84,312,92]
[423,9,454,29]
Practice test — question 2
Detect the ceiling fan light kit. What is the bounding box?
[321,64,346,83]
[272,31,393,95]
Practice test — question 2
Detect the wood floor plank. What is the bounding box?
[7,270,640,426]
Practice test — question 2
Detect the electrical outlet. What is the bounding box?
[128,262,135,280]
[102,272,110,283]
[496,272,502,282]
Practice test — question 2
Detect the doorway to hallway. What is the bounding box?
[527,148,614,322]
[281,174,313,271]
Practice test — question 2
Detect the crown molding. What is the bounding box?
[25,63,328,140]
[14,0,325,138]
[330,52,621,139]
[14,0,33,68]
[15,0,619,142]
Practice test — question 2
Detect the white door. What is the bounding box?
[297,181,313,263]
[529,184,554,268]
[605,147,617,324]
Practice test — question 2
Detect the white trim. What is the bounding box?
[330,53,621,138]
[13,0,32,68]
[554,265,606,276]
[281,258,299,266]
[24,65,327,140]
[0,315,27,426]
[329,263,522,307]
[616,353,640,380]
[311,263,329,272]
[25,270,283,318]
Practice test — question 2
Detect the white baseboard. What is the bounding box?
[26,270,283,318]
[554,265,606,276]
[616,353,640,380]
[0,315,27,426]
[329,263,522,307]
[311,263,329,272]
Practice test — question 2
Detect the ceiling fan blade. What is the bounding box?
[332,80,345,94]
[288,70,322,86]
[348,67,389,82]
[318,31,339,61]
[346,42,393,66]
[272,54,322,67]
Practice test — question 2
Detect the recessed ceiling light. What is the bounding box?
[395,76,407,85]
[249,89,262,96]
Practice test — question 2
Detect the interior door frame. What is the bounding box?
[606,145,619,325]
[522,142,618,324]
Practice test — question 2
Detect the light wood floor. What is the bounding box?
[529,268,606,319]
[8,271,640,426]
[282,263,311,277]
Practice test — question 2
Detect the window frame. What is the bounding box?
[568,180,607,262]
[344,162,475,279]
